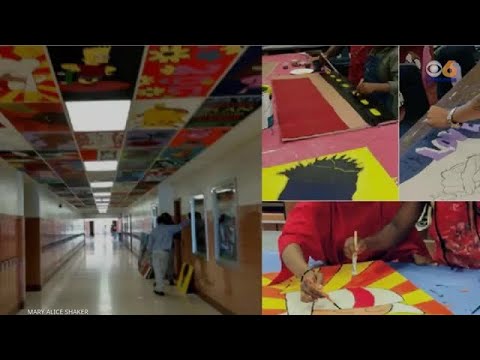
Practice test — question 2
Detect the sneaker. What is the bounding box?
[154,290,165,296]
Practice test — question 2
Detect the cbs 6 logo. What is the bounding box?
[426,60,459,78]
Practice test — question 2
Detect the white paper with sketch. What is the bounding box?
[401,138,480,200]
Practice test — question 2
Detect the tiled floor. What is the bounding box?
[18,236,220,315]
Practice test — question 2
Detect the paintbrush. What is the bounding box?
[471,304,480,315]
[319,51,341,75]
[353,78,364,97]
[352,231,358,275]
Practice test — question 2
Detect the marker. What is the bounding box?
[352,231,358,275]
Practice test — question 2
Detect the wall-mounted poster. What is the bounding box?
[211,179,238,263]
[48,46,144,101]
[190,193,208,258]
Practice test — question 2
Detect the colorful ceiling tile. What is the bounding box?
[170,127,231,147]
[23,132,77,151]
[86,171,116,182]
[186,95,261,128]
[210,46,262,96]
[137,46,242,99]
[0,46,60,103]
[38,150,80,161]
[124,129,175,149]
[0,103,70,132]
[116,170,145,182]
[111,182,137,192]
[48,46,144,101]
[162,145,205,165]
[80,150,98,161]
[144,169,168,182]
[98,149,118,160]
[75,131,124,150]
[127,98,204,130]
[27,169,63,184]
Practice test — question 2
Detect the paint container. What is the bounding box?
[262,85,273,130]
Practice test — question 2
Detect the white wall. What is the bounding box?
[24,178,80,220]
[0,160,24,216]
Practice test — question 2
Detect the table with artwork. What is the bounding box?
[262,247,480,315]
[400,62,480,200]
[262,53,399,201]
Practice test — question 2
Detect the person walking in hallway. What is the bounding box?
[148,213,189,296]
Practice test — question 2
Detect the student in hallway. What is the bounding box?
[148,213,190,296]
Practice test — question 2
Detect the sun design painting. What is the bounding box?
[262,261,452,315]
[137,46,242,99]
[0,46,60,103]
[262,147,398,201]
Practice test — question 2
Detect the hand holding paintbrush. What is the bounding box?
[352,231,358,275]
[343,232,368,269]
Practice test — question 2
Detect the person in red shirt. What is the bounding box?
[270,202,430,303]
[346,202,480,270]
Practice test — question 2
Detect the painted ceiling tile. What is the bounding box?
[127,98,204,130]
[124,129,175,149]
[210,46,262,96]
[0,46,60,103]
[0,102,69,133]
[0,128,34,151]
[137,46,242,99]
[38,150,80,161]
[98,149,118,161]
[80,150,98,161]
[169,127,231,148]
[23,132,77,151]
[27,170,63,184]
[86,170,116,182]
[48,46,144,101]
[111,182,137,192]
[116,170,145,182]
[144,168,168,182]
[75,131,124,150]
[162,145,205,165]
[186,95,261,128]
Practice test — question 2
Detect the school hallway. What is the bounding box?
[17,235,220,315]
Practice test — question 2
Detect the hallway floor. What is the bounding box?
[18,236,221,315]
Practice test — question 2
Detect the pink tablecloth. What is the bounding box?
[262,53,398,179]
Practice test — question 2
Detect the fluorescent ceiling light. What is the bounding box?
[91,181,114,188]
[93,192,111,197]
[85,161,118,172]
[66,100,131,132]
